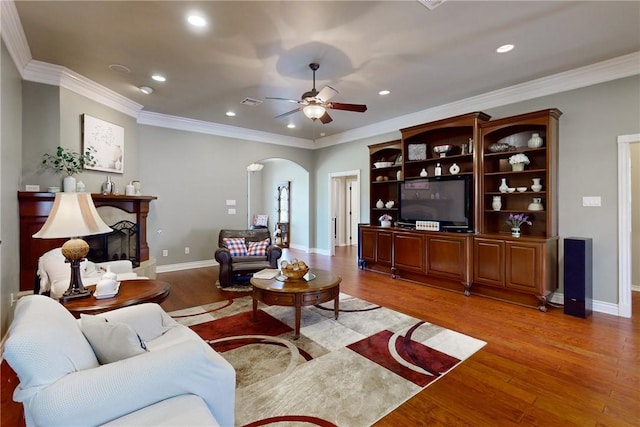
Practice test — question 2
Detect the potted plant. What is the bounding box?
[379,214,393,228]
[41,146,95,192]
[508,153,530,171]
[505,213,532,237]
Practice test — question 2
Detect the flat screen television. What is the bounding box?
[398,175,473,232]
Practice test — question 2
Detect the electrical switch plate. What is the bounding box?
[582,196,601,207]
[162,249,168,257]
[228,208,236,215]
[226,200,236,206]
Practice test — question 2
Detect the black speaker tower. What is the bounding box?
[563,237,593,318]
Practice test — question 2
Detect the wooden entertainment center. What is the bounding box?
[360,109,562,311]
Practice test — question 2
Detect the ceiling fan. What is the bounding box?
[266,63,367,124]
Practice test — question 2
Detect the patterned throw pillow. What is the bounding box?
[247,239,270,256]
[223,237,247,256]
[253,214,268,227]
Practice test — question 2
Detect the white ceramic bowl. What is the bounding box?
[374,161,393,168]
[516,187,527,192]
[506,187,516,193]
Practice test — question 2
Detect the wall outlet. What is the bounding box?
[184,247,190,254]
[162,249,168,257]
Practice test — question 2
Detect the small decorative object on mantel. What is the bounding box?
[407,143,427,161]
[376,199,384,209]
[492,196,502,211]
[499,178,509,193]
[527,133,544,148]
[528,197,544,211]
[379,214,393,228]
[505,213,532,237]
[434,163,442,176]
[488,142,513,153]
[385,201,395,208]
[449,163,460,175]
[420,168,428,177]
[41,146,96,193]
[508,153,530,171]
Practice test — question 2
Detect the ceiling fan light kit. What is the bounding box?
[267,63,367,124]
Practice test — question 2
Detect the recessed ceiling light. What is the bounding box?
[139,86,153,95]
[152,75,166,82]
[379,90,390,96]
[187,15,207,27]
[226,111,236,117]
[109,64,130,73]
[496,44,514,53]
[287,124,296,129]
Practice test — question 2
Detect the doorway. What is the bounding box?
[328,170,360,256]
[617,133,639,318]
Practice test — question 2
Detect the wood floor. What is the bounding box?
[2,246,638,426]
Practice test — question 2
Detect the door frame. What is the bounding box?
[617,133,639,318]
[328,170,360,256]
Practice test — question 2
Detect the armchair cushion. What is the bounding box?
[222,237,248,256]
[80,314,147,364]
[247,239,270,256]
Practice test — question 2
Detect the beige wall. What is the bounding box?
[1,40,23,337]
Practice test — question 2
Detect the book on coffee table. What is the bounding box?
[252,269,280,280]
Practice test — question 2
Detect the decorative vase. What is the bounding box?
[420,168,428,177]
[376,199,384,209]
[499,178,509,193]
[531,178,542,192]
[396,170,402,180]
[380,220,391,228]
[511,163,525,172]
[492,196,502,211]
[528,197,544,211]
[449,163,460,175]
[63,176,76,193]
[511,227,521,237]
[528,133,543,148]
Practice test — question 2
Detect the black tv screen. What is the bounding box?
[398,175,472,231]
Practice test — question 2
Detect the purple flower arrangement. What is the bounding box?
[505,213,532,228]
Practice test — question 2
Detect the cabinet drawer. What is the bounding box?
[302,289,335,305]
[261,292,295,305]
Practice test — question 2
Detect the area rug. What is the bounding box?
[170,294,486,426]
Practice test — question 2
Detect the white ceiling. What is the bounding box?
[8,1,640,144]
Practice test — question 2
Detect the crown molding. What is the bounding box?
[22,60,143,118]
[0,0,31,71]
[316,51,640,148]
[137,111,314,149]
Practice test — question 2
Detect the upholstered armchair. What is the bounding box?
[214,229,282,287]
[4,295,236,426]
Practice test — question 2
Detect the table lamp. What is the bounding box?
[33,193,113,301]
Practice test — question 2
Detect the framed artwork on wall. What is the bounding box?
[82,114,125,173]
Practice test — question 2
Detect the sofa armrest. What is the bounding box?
[267,245,283,268]
[20,340,235,427]
[214,247,231,265]
[97,260,133,274]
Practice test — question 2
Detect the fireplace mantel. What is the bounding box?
[18,192,157,291]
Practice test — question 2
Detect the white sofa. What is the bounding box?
[37,248,142,298]
[4,295,236,426]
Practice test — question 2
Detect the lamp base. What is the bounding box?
[61,239,92,302]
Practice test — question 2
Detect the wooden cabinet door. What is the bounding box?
[393,232,425,272]
[360,228,377,263]
[377,231,393,265]
[427,235,469,281]
[506,241,542,293]
[473,237,505,287]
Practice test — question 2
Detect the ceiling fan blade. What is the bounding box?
[265,97,304,104]
[317,86,339,102]
[329,102,368,113]
[319,111,333,124]
[274,107,301,119]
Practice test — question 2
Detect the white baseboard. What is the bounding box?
[156,259,217,273]
[550,292,621,316]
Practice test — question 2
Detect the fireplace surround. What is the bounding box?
[18,192,157,291]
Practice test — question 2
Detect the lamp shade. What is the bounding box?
[303,104,326,119]
[33,193,112,239]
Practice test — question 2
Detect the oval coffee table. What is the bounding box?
[250,269,341,339]
[61,279,171,318]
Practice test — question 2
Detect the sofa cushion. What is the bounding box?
[247,239,270,256]
[81,314,148,364]
[223,237,248,256]
[5,295,99,401]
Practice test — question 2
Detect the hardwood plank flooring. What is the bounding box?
[2,246,638,426]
